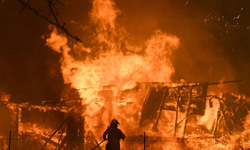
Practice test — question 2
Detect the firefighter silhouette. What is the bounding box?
[103,119,125,150]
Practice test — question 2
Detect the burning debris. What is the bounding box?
[1,0,250,149]
[1,79,250,149]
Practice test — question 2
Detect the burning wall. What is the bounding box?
[1,0,250,149]
[43,0,249,149]
[29,88,250,149]
[45,0,179,139]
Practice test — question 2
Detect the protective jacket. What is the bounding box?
[103,126,125,150]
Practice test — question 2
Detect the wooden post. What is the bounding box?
[139,88,152,126]
[183,86,192,137]
[174,93,179,137]
[212,100,221,135]
[9,131,11,150]
[219,101,231,134]
[154,88,167,128]
[78,115,85,150]
[42,116,69,147]
[15,106,20,150]
[55,123,67,149]
[144,132,146,150]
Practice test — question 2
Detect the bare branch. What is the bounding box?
[54,0,64,6]
[51,1,59,16]
[19,0,31,14]
[17,0,83,43]
[47,0,59,24]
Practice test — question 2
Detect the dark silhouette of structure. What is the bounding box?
[138,79,244,137]
[57,111,84,150]
[42,109,84,150]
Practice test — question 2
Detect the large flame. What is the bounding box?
[0,0,248,149]
[45,0,180,149]
[40,0,250,149]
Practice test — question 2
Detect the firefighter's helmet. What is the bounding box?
[110,119,119,126]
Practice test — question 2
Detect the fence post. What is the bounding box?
[144,132,145,150]
[9,130,11,150]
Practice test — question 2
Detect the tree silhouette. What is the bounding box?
[17,0,83,42]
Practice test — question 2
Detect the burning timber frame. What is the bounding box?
[4,79,246,149]
[5,100,86,149]
[138,79,244,137]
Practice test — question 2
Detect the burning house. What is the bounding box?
[1,0,250,150]
[1,79,250,149]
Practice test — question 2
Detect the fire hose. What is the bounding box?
[91,139,107,150]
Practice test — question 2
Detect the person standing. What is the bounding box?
[103,119,125,150]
